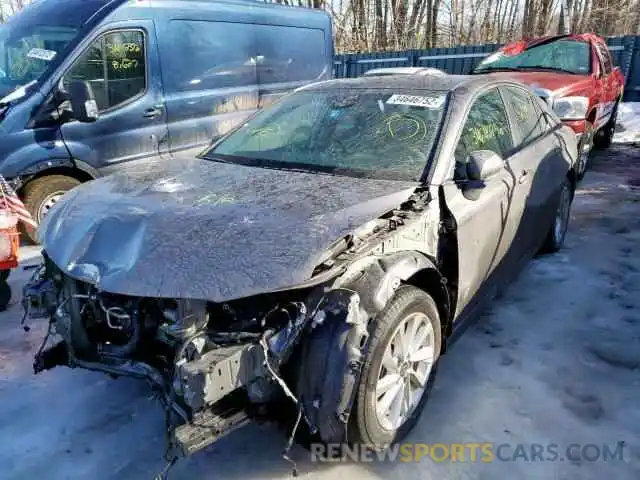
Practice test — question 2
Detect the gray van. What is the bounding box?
[0,0,333,242]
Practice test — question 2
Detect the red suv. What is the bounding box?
[473,34,625,179]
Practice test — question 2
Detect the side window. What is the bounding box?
[254,25,327,85]
[454,89,513,180]
[164,20,256,92]
[163,20,328,93]
[65,30,146,112]
[533,96,554,132]
[501,86,544,147]
[595,43,612,75]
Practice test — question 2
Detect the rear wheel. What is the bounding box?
[540,178,573,254]
[21,175,81,244]
[593,101,619,150]
[348,286,441,448]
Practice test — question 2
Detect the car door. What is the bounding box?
[593,40,619,126]
[60,21,168,174]
[443,88,522,317]
[499,85,560,257]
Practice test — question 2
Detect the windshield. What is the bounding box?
[475,39,591,75]
[205,89,448,181]
[0,24,78,98]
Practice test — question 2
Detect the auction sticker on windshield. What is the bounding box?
[26,48,57,61]
[387,94,446,109]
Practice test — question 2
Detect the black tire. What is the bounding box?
[20,175,81,244]
[593,101,619,150]
[576,121,594,181]
[540,178,573,254]
[348,285,442,449]
[0,279,11,312]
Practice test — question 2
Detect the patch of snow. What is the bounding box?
[613,102,640,144]
[1,150,640,480]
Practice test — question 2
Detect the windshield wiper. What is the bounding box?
[472,67,525,74]
[484,65,580,75]
[518,65,581,75]
[0,80,38,107]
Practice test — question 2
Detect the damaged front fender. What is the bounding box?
[297,288,370,443]
[297,251,447,444]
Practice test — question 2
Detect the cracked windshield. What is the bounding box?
[208,89,447,181]
[475,38,591,74]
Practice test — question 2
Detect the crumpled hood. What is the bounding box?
[486,71,594,97]
[39,155,417,302]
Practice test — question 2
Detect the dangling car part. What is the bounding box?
[24,73,577,476]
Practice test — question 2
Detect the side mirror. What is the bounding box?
[68,80,99,122]
[467,150,504,181]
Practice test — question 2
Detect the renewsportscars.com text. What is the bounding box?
[310,442,627,463]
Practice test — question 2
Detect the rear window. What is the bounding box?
[162,20,328,93]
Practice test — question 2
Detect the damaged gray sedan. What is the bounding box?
[23,74,578,471]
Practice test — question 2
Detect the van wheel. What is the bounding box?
[21,175,80,244]
[348,286,441,449]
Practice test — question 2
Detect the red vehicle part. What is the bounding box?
[0,213,19,311]
[474,33,625,178]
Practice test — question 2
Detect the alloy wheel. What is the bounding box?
[375,311,435,431]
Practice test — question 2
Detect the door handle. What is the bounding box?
[518,169,530,184]
[143,106,163,118]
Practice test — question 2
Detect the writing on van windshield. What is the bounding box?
[111,59,139,71]
[106,41,143,71]
[107,43,141,56]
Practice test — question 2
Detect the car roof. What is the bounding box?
[299,74,503,95]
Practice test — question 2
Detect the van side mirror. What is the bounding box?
[69,80,99,122]
[467,150,504,181]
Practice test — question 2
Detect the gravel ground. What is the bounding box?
[1,145,639,480]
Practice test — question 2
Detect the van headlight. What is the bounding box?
[552,96,589,121]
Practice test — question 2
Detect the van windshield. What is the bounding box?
[0,24,78,98]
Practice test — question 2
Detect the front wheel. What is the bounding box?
[540,178,573,254]
[348,285,442,448]
[20,175,81,244]
[576,122,594,181]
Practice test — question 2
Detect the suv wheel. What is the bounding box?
[576,122,594,180]
[593,101,619,150]
[348,285,441,449]
[21,175,80,244]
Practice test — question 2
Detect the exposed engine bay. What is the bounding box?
[22,252,376,477]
